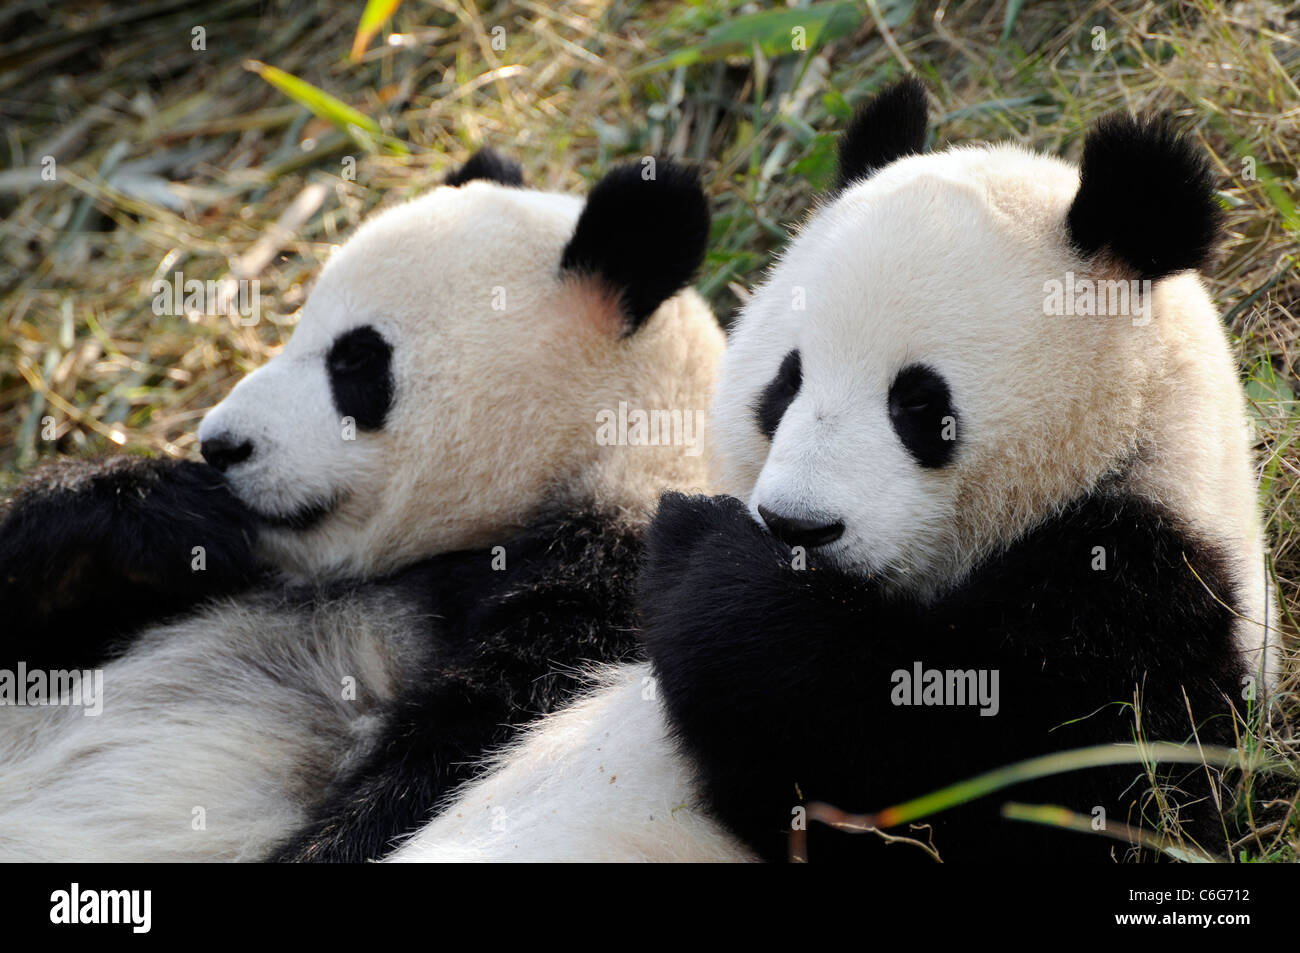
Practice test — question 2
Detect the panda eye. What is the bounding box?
[888,363,958,468]
[328,329,388,374]
[754,349,802,439]
[326,325,394,432]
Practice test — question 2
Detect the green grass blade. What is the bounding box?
[1000,0,1025,44]
[809,742,1293,831]
[245,60,380,134]
[244,60,407,154]
[1001,802,1218,861]
[352,0,403,62]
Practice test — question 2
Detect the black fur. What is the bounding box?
[267,510,644,862]
[0,455,264,671]
[560,160,710,332]
[642,491,1247,863]
[754,349,802,440]
[445,147,524,188]
[327,324,394,431]
[888,363,959,468]
[833,76,929,191]
[1066,114,1222,281]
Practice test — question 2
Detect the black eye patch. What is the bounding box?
[888,363,958,468]
[326,325,393,431]
[754,349,802,439]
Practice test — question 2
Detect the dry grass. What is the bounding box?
[1,0,1297,858]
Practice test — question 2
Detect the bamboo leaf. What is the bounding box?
[351,0,403,63]
[245,60,380,133]
[244,60,408,154]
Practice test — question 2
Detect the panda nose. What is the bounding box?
[757,505,845,548]
[201,435,254,472]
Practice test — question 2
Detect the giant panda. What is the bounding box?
[391,80,1279,863]
[0,149,723,862]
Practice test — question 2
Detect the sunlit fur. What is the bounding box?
[200,182,721,580]
[0,177,723,862]
[389,664,752,863]
[395,138,1277,863]
[715,144,1275,677]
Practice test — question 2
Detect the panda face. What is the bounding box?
[197,182,593,577]
[714,146,1164,592]
[198,157,719,580]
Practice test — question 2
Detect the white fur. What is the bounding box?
[0,586,425,861]
[388,664,752,862]
[716,145,1276,679]
[199,182,721,580]
[0,179,723,861]
[399,142,1277,862]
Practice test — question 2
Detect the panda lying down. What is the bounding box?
[0,151,722,861]
[394,79,1279,863]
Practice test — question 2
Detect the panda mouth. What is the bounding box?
[253,495,339,532]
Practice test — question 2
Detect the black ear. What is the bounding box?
[445,147,524,187]
[1065,114,1222,281]
[833,76,929,191]
[560,159,710,332]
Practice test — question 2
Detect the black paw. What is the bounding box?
[640,492,850,687]
[0,454,265,668]
[641,492,836,634]
[644,491,784,583]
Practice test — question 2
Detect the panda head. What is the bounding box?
[198,149,720,579]
[715,78,1235,595]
